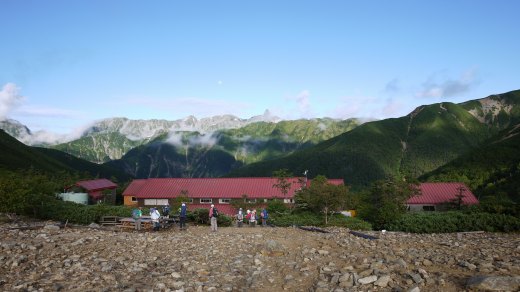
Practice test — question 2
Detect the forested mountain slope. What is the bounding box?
[0,130,131,181]
[228,90,520,189]
[422,124,520,203]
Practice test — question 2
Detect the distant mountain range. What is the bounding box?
[2,110,282,162]
[1,89,519,202]
[104,118,359,178]
[1,112,359,178]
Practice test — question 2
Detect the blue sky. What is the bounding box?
[1,0,519,135]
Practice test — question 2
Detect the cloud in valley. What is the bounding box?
[166,132,185,147]
[0,83,24,121]
[317,122,327,131]
[166,131,218,148]
[189,132,218,147]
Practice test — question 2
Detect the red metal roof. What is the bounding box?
[76,179,117,191]
[122,179,147,196]
[123,177,343,199]
[407,183,479,205]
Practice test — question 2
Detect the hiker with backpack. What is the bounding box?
[260,208,268,227]
[236,208,244,227]
[162,204,170,218]
[209,204,218,232]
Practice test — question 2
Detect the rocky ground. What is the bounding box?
[1,220,519,292]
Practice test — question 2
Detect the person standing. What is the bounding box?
[209,204,218,232]
[261,208,268,227]
[250,209,257,227]
[132,207,143,231]
[150,207,161,231]
[236,208,244,227]
[179,202,187,230]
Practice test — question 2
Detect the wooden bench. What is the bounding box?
[100,216,121,226]
[117,218,153,231]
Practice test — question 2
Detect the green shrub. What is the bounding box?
[217,214,232,227]
[269,211,372,230]
[185,208,231,226]
[34,200,133,224]
[387,211,520,233]
[189,208,209,225]
[270,211,323,227]
[267,199,289,215]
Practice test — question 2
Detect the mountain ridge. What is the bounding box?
[227,89,520,189]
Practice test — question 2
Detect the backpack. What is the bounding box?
[132,209,140,219]
[212,208,219,217]
[162,206,170,214]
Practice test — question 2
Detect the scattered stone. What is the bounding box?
[358,275,377,285]
[0,223,518,292]
[459,260,477,270]
[466,275,520,291]
[43,224,60,231]
[374,275,391,287]
[408,272,423,284]
[318,250,330,256]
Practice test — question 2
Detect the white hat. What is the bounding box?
[182,203,186,206]
[211,204,215,207]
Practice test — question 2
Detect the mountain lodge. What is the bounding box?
[123,177,344,215]
[406,182,479,211]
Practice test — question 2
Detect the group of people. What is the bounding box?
[131,203,188,231]
[235,208,268,227]
[130,204,269,232]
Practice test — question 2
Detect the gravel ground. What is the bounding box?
[1,221,519,292]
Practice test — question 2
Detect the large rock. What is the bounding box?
[466,275,520,291]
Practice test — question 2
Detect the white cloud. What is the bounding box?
[329,95,378,119]
[274,90,314,119]
[16,123,89,145]
[166,131,218,148]
[295,90,311,114]
[415,68,479,99]
[189,132,218,147]
[166,132,184,147]
[317,123,327,131]
[381,98,407,117]
[0,83,25,121]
